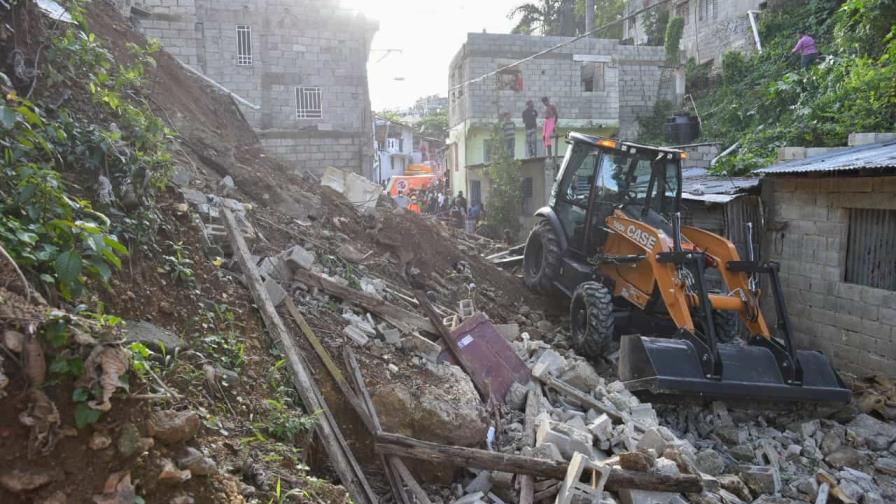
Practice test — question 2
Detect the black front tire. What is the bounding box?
[570,282,616,359]
[523,218,562,294]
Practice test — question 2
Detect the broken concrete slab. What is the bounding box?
[402,332,442,361]
[559,360,602,393]
[617,489,684,504]
[532,349,567,377]
[694,449,726,476]
[451,491,485,504]
[737,465,781,496]
[637,428,669,454]
[589,414,613,442]
[280,245,315,271]
[847,414,896,451]
[556,453,611,504]
[320,166,381,215]
[261,275,287,307]
[824,446,866,468]
[536,418,594,460]
[343,325,370,346]
[463,471,492,495]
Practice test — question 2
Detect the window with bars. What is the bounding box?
[236,25,252,66]
[295,87,323,119]
[845,208,896,291]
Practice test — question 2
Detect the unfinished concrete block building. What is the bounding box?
[115,0,377,178]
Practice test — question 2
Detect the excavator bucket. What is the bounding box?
[619,335,852,403]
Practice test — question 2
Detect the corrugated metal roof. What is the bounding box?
[755,140,896,175]
[681,167,760,203]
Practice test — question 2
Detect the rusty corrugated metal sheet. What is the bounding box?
[756,140,896,175]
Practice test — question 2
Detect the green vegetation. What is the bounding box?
[483,125,523,239]
[664,16,684,61]
[675,0,896,174]
[511,0,626,37]
[643,6,670,46]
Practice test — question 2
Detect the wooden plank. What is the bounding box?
[413,289,489,402]
[222,209,376,504]
[531,369,632,427]
[293,267,436,334]
[392,457,434,504]
[374,432,703,493]
[519,382,541,504]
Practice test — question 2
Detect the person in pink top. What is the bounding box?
[541,96,559,158]
[792,30,819,69]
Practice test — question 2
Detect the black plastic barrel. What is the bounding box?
[664,113,700,144]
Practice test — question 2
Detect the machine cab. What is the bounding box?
[550,133,684,256]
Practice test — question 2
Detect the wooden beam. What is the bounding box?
[532,370,639,428]
[222,209,377,504]
[374,432,703,493]
[392,457,433,504]
[292,267,436,335]
[413,289,489,402]
[519,383,542,504]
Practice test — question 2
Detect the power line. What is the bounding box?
[449,0,675,92]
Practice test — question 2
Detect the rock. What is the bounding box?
[792,476,817,497]
[864,493,886,504]
[90,431,112,450]
[847,414,896,451]
[716,426,747,446]
[281,245,315,271]
[719,474,752,502]
[533,349,566,377]
[837,479,863,502]
[525,442,565,462]
[504,382,528,411]
[536,418,594,459]
[874,457,896,475]
[261,275,287,307]
[38,490,67,504]
[494,324,520,342]
[343,325,370,346]
[737,465,780,496]
[451,492,485,504]
[637,428,668,454]
[117,423,145,457]
[799,420,820,439]
[783,444,802,460]
[619,451,655,472]
[559,360,602,392]
[169,497,195,504]
[0,469,57,492]
[695,449,726,476]
[178,447,218,476]
[727,444,756,462]
[257,256,292,283]
[654,458,680,477]
[820,424,845,455]
[158,459,191,484]
[123,320,185,351]
[373,365,487,449]
[837,467,878,494]
[630,404,659,428]
[148,410,201,445]
[617,489,684,504]
[464,471,492,494]
[589,414,613,442]
[824,446,866,469]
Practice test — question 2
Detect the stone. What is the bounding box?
[619,451,655,472]
[148,410,201,445]
[837,467,878,494]
[159,458,191,484]
[536,419,594,459]
[257,256,292,283]
[837,479,863,502]
[281,245,315,271]
[178,447,218,476]
[716,425,747,446]
[799,420,820,439]
[589,414,613,442]
[695,449,726,476]
[117,423,144,457]
[261,275,287,307]
[343,325,370,346]
[783,444,802,460]
[89,432,112,450]
[847,414,896,451]
[464,471,492,494]
[535,320,554,333]
[654,458,680,477]
[874,457,896,475]
[637,428,668,454]
[526,442,565,462]
[629,404,658,428]
[402,332,442,361]
[820,424,845,454]
[170,497,195,504]
[617,489,683,504]
[737,465,780,496]
[373,365,487,450]
[0,469,58,493]
[451,491,485,504]
[824,446,866,469]
[503,382,528,411]
[533,349,566,377]
[378,323,401,345]
[559,360,602,393]
[123,320,185,352]
[727,444,756,462]
[719,474,752,502]
[792,477,817,497]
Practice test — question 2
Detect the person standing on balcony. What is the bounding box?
[522,100,538,158]
[541,96,559,158]
[501,112,516,158]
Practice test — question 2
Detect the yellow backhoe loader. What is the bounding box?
[522,133,850,402]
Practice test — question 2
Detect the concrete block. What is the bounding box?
[257,256,292,283]
[451,492,485,504]
[556,453,611,504]
[617,489,684,504]
[281,245,315,271]
[629,403,658,428]
[343,325,370,346]
[262,275,287,307]
[849,132,896,146]
[589,414,613,442]
[536,418,594,460]
[737,465,781,496]
[636,428,668,454]
[463,471,492,494]
[402,332,442,361]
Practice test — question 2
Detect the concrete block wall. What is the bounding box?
[448,33,674,138]
[678,142,721,169]
[762,175,896,375]
[124,0,376,178]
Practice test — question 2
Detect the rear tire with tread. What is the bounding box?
[570,282,616,359]
[523,218,562,294]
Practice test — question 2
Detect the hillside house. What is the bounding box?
[447,33,683,203]
[114,0,378,178]
[755,135,896,375]
[623,0,766,66]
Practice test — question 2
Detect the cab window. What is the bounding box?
[555,144,599,252]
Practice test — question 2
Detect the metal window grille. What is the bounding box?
[236,25,252,66]
[845,208,896,290]
[295,87,323,119]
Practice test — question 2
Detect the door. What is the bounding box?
[554,143,600,253]
[470,180,482,205]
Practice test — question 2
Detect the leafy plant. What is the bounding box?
[253,399,318,444]
[664,16,685,62]
[160,241,195,285]
[200,333,246,372]
[483,124,523,239]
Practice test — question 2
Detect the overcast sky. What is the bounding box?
[339,0,522,111]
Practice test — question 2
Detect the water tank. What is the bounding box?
[664,113,700,145]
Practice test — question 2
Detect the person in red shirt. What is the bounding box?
[407,195,422,214]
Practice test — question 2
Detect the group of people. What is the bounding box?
[500,96,559,159]
[391,188,484,232]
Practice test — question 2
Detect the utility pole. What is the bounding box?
[586,0,595,35]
